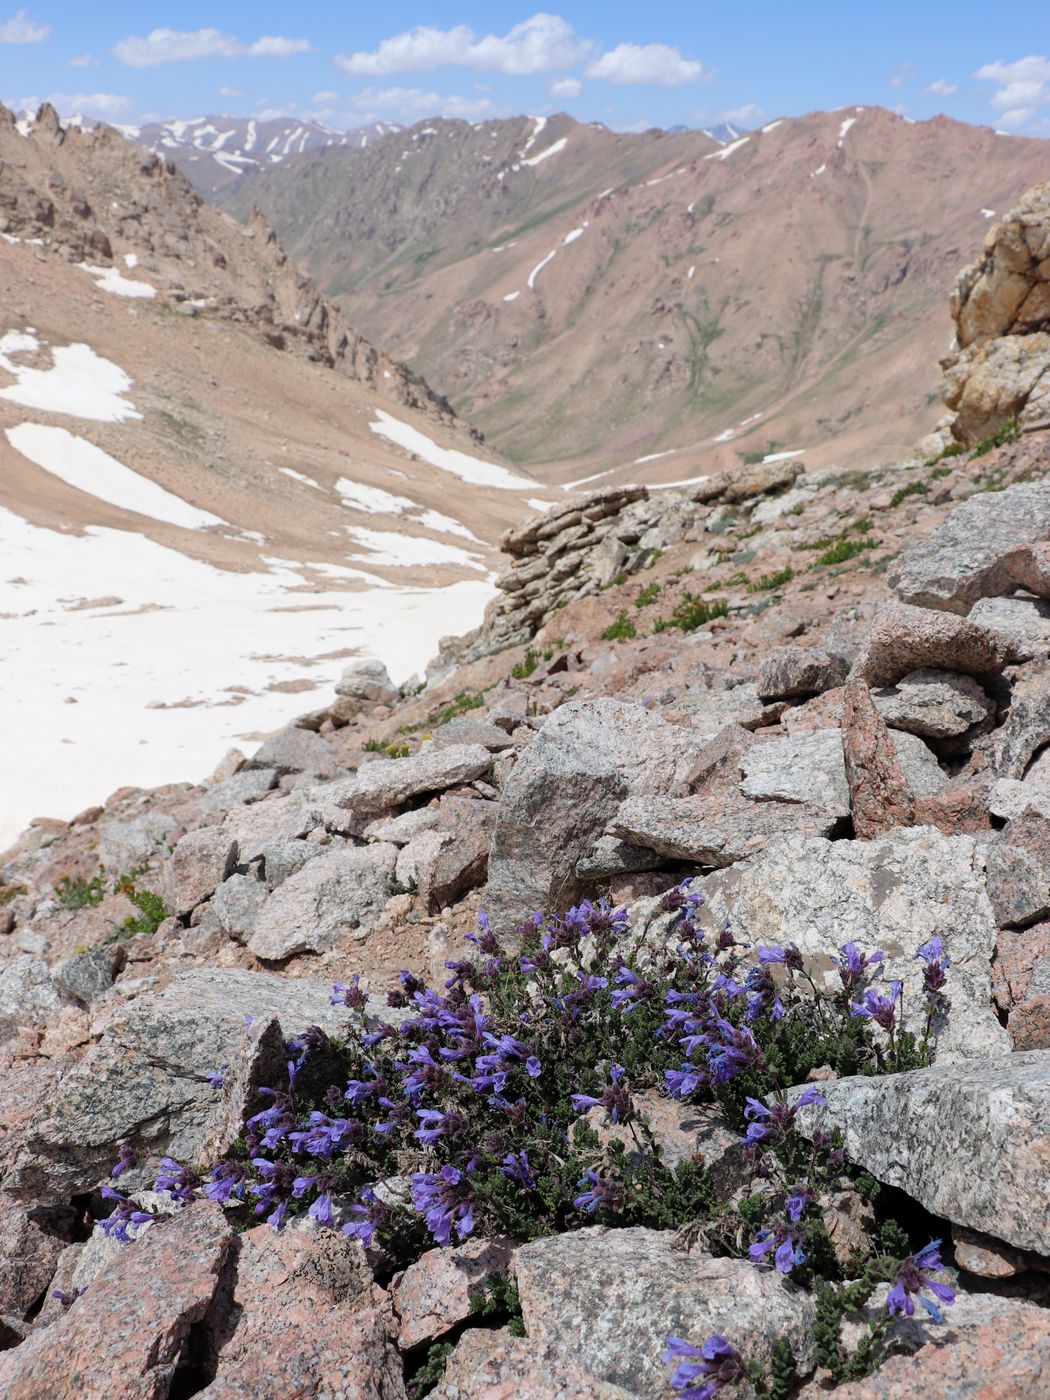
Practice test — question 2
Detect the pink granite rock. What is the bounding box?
[392,1236,517,1349]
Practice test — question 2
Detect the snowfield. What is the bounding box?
[368,410,533,490]
[0,333,142,422]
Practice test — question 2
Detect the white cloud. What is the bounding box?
[926,78,958,97]
[975,55,1050,128]
[312,89,338,103]
[720,102,765,127]
[219,85,243,98]
[586,42,704,87]
[346,86,494,122]
[548,76,582,100]
[69,52,99,69]
[888,62,915,90]
[45,91,132,118]
[336,13,589,77]
[113,27,311,68]
[0,9,48,43]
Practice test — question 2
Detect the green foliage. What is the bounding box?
[468,1276,525,1335]
[813,537,879,568]
[889,480,927,508]
[746,566,795,594]
[406,1340,455,1398]
[971,419,1020,457]
[364,740,410,759]
[653,594,730,633]
[723,571,750,588]
[388,874,419,897]
[851,516,874,534]
[415,689,489,731]
[646,548,664,568]
[118,878,169,935]
[512,648,541,679]
[55,873,105,909]
[738,522,763,540]
[603,610,637,641]
[767,1339,799,1400]
[928,465,952,480]
[0,884,26,906]
[634,581,661,609]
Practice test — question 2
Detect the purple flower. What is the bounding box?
[248,1158,297,1229]
[662,1334,748,1400]
[331,977,367,1010]
[571,1064,630,1123]
[742,1088,825,1149]
[288,1111,361,1159]
[342,1187,390,1249]
[573,1169,624,1215]
[785,1186,814,1223]
[743,965,785,1023]
[203,1161,247,1205]
[502,1150,537,1190]
[52,1286,87,1309]
[915,938,950,1009]
[292,1172,337,1226]
[750,1224,807,1274]
[837,941,884,993]
[97,1185,161,1243]
[850,980,902,1031]
[414,1108,466,1146]
[411,1164,476,1247]
[886,1240,956,1323]
[758,943,804,970]
[206,1067,226,1089]
[111,1142,137,1179]
[154,1156,200,1203]
[665,1063,707,1100]
[611,967,656,1014]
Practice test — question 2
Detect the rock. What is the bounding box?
[0,956,63,1026]
[841,682,916,838]
[797,1291,1050,1398]
[943,333,1050,443]
[195,767,277,817]
[247,843,397,959]
[98,810,179,873]
[363,808,441,845]
[0,1196,73,1318]
[852,602,1021,686]
[992,668,1050,779]
[993,922,1050,1051]
[164,829,238,917]
[429,718,514,751]
[248,724,338,777]
[676,682,785,734]
[741,729,851,810]
[757,647,848,702]
[322,745,494,829]
[198,1225,403,1399]
[431,1326,633,1400]
[220,796,324,863]
[213,872,268,940]
[487,698,707,931]
[969,594,1050,652]
[692,458,804,505]
[51,945,126,1009]
[792,1050,1050,1253]
[334,657,398,704]
[401,799,497,912]
[985,812,1050,928]
[873,668,993,739]
[514,1227,816,1398]
[0,1202,232,1400]
[951,1224,1039,1279]
[392,1237,517,1349]
[612,794,842,867]
[259,838,322,887]
[486,690,531,731]
[6,969,364,1200]
[699,828,1010,1062]
[888,482,1050,613]
[198,1015,287,1164]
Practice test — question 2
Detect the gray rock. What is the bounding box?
[486,698,707,932]
[220,796,324,862]
[395,831,442,890]
[0,956,63,1026]
[699,828,1010,1062]
[989,744,1050,820]
[99,811,178,874]
[321,745,493,829]
[195,767,277,817]
[515,1227,816,1398]
[248,725,338,777]
[259,839,322,888]
[247,843,397,959]
[163,829,238,917]
[334,657,398,704]
[992,670,1050,779]
[792,1051,1050,1254]
[676,682,785,734]
[757,646,847,701]
[969,594,1050,652]
[52,945,126,1009]
[431,1326,633,1399]
[888,481,1050,613]
[739,728,946,808]
[874,668,993,740]
[612,795,842,867]
[985,812,1050,928]
[213,873,268,940]
[5,970,367,1199]
[429,718,514,751]
[362,808,441,846]
[852,602,1021,688]
[576,834,663,880]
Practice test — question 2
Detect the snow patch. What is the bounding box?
[279,467,322,490]
[762,449,805,463]
[527,249,558,290]
[837,117,857,147]
[810,163,827,178]
[78,263,157,299]
[368,411,533,491]
[0,336,141,422]
[981,208,996,218]
[704,137,750,162]
[520,136,567,168]
[761,120,784,133]
[345,525,484,571]
[503,291,520,302]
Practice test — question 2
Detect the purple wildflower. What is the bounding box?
[837,941,884,993]
[886,1240,956,1323]
[573,1169,625,1215]
[154,1156,200,1203]
[331,977,367,1010]
[571,1064,630,1123]
[111,1141,137,1179]
[915,937,950,1011]
[411,1164,476,1247]
[414,1108,467,1146]
[501,1150,537,1190]
[292,1172,337,1226]
[611,966,656,1014]
[662,1334,748,1400]
[750,1223,807,1274]
[248,1158,297,1229]
[203,1161,247,1205]
[758,943,804,971]
[742,1087,825,1149]
[288,1111,361,1159]
[850,980,902,1031]
[98,1185,161,1243]
[665,1063,707,1100]
[342,1187,390,1249]
[52,1286,87,1309]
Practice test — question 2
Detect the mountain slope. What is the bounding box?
[220,108,1050,482]
[0,104,541,841]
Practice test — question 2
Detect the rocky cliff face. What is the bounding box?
[0,179,1048,1400]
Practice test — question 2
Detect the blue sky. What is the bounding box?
[3,3,1050,136]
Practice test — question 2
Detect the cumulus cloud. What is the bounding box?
[219,85,243,98]
[548,76,582,100]
[346,86,495,122]
[69,52,99,68]
[336,13,589,77]
[975,54,1050,128]
[926,78,958,97]
[720,102,766,127]
[888,62,915,90]
[43,91,132,118]
[586,42,705,87]
[113,27,311,68]
[0,9,48,43]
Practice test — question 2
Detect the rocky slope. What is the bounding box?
[0,103,545,845]
[0,199,1049,1394]
[220,107,1050,482]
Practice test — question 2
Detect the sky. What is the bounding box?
[2,2,1050,137]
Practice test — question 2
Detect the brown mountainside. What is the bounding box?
[220,107,1050,483]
